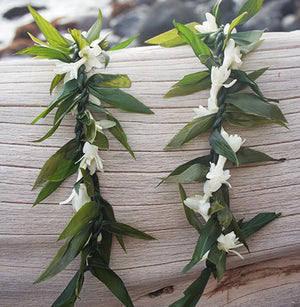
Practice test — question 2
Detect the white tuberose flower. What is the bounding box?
[79,39,103,72]
[79,142,103,174]
[223,38,242,70]
[204,160,231,196]
[54,57,86,83]
[60,183,91,212]
[184,195,211,221]
[217,231,244,259]
[195,13,218,33]
[96,119,116,132]
[221,127,245,153]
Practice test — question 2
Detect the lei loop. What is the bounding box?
[147,0,287,305]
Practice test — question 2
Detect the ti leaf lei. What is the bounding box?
[19,6,154,307]
[147,0,287,305]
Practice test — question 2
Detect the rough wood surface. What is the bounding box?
[0,31,300,306]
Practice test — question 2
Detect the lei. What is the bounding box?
[18,7,154,307]
[147,0,287,305]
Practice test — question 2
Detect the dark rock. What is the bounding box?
[112,6,150,38]
[3,5,46,20]
[138,0,198,45]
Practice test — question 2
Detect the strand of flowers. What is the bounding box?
[184,13,245,258]
[19,7,154,307]
[146,1,287,306]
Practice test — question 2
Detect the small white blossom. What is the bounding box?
[221,127,245,152]
[204,160,231,196]
[60,183,91,212]
[223,38,242,70]
[217,231,244,259]
[195,13,218,33]
[184,195,211,221]
[54,57,86,83]
[79,142,103,174]
[78,39,103,72]
[193,105,216,118]
[89,94,101,106]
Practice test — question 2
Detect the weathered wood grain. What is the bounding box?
[0,31,300,306]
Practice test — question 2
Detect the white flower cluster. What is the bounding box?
[54,34,105,83]
[184,15,246,257]
[194,13,242,118]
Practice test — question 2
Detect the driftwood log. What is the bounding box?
[0,31,300,306]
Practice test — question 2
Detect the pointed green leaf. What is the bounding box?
[178,183,203,234]
[103,221,155,241]
[28,6,70,51]
[33,139,77,189]
[92,131,109,149]
[46,153,80,182]
[54,94,79,125]
[231,217,249,251]
[108,35,138,51]
[208,244,227,281]
[236,147,281,165]
[31,79,79,124]
[237,0,264,25]
[88,73,131,88]
[182,217,221,273]
[87,10,103,42]
[33,180,63,206]
[162,155,210,185]
[165,113,216,149]
[70,29,89,50]
[89,86,153,114]
[88,260,134,307]
[170,268,212,307]
[209,129,238,164]
[34,225,92,283]
[84,119,97,143]
[17,45,72,62]
[231,30,264,46]
[27,32,49,47]
[173,22,211,64]
[32,119,63,143]
[223,12,248,49]
[225,93,287,126]
[80,168,95,197]
[165,71,211,98]
[58,202,98,241]
[213,0,222,25]
[50,74,65,94]
[52,271,84,307]
[208,200,224,216]
[241,213,281,239]
[145,22,200,47]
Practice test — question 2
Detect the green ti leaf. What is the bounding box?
[170,268,212,307]
[213,0,222,25]
[178,183,203,234]
[236,147,281,165]
[224,93,287,127]
[108,35,138,51]
[84,118,97,143]
[34,225,92,283]
[241,213,281,239]
[145,22,200,47]
[33,180,63,206]
[50,74,65,94]
[17,45,72,62]
[182,217,222,273]
[70,29,89,50]
[103,221,155,241]
[52,271,84,307]
[164,71,211,98]
[165,113,216,149]
[89,86,153,114]
[88,259,134,307]
[80,168,95,197]
[87,9,103,43]
[27,5,70,51]
[237,0,264,26]
[58,201,99,241]
[173,21,211,65]
[207,244,227,281]
[33,139,77,189]
[32,118,63,143]
[53,94,80,125]
[87,73,131,88]
[209,129,238,165]
[92,131,109,149]
[231,30,264,46]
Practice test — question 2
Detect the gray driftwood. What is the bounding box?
[0,31,300,306]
